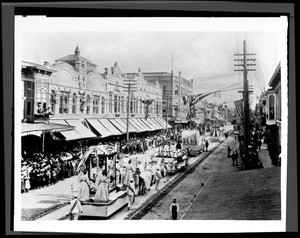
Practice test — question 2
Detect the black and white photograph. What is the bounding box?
[14,16,288,233]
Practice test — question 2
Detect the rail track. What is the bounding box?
[124,138,225,220]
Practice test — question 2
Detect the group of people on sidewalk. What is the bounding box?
[21,147,83,193]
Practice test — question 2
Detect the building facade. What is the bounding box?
[21,47,169,152]
[265,62,281,166]
[144,71,193,127]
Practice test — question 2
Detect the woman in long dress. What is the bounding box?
[124,160,134,187]
[77,169,91,201]
[94,171,109,202]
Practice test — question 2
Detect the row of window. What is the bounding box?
[48,90,162,115]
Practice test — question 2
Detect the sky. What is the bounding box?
[17,17,287,109]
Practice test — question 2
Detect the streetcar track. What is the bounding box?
[124,138,227,220]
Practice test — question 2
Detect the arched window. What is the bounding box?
[72,93,77,114]
[121,96,124,113]
[139,98,143,114]
[109,93,113,113]
[93,96,99,114]
[269,95,275,120]
[101,97,105,114]
[114,95,118,113]
[50,90,56,113]
[86,95,91,114]
[175,85,179,95]
[59,91,69,114]
[117,96,121,113]
[80,95,85,113]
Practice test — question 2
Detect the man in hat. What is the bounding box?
[170,198,180,220]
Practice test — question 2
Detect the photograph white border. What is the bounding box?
[14,16,288,233]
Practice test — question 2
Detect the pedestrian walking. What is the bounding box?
[154,167,162,190]
[232,151,237,166]
[205,140,209,152]
[258,140,262,150]
[126,179,135,211]
[227,146,232,158]
[69,197,83,220]
[170,198,179,220]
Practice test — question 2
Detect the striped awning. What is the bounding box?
[98,118,123,135]
[86,119,112,138]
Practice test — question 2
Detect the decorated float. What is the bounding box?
[181,130,206,156]
[76,144,128,218]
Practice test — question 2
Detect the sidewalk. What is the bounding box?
[21,136,222,221]
[258,143,274,168]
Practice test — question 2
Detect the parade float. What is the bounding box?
[76,144,128,218]
[181,130,206,156]
[155,144,189,174]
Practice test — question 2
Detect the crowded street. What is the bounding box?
[13,16,288,234]
[20,131,279,221]
[141,135,279,220]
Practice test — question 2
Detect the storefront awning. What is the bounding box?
[155,117,172,129]
[148,118,164,130]
[132,118,151,132]
[98,118,123,136]
[119,118,139,133]
[65,119,97,139]
[139,118,157,131]
[129,118,143,132]
[108,118,126,133]
[21,121,75,137]
[86,119,112,138]
[50,120,85,141]
[132,118,151,131]
[136,118,152,131]
[146,118,161,130]
[21,121,74,133]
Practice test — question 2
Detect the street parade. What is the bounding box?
[16,17,285,232]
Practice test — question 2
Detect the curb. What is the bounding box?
[22,201,70,221]
[124,138,226,220]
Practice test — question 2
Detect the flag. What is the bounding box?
[141,99,154,119]
[234,99,243,124]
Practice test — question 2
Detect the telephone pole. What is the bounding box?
[126,83,131,141]
[234,40,256,169]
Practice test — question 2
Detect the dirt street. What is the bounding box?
[141,135,240,220]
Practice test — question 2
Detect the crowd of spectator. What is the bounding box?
[21,146,84,193]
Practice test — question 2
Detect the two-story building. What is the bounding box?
[265,62,281,166]
[21,46,170,154]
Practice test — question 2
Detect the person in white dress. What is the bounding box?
[77,169,91,201]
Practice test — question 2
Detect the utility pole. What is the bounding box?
[165,91,169,133]
[234,40,256,169]
[126,83,131,141]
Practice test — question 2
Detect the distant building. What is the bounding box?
[144,71,193,127]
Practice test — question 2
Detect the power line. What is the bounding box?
[192,73,236,82]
